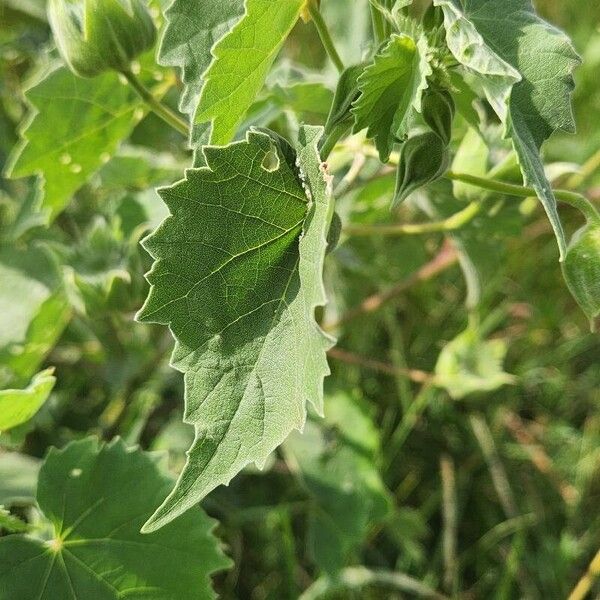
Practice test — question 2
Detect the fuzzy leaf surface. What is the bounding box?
[138,126,334,531]
[0,438,230,599]
[6,66,143,220]
[195,0,306,145]
[435,0,580,258]
[352,34,429,162]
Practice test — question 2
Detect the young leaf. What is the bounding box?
[324,63,367,135]
[283,391,392,573]
[435,326,515,399]
[0,438,231,599]
[352,33,430,162]
[434,0,580,258]
[6,66,144,220]
[195,0,307,145]
[0,369,55,433]
[138,125,334,531]
[158,0,245,145]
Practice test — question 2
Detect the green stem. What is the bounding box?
[369,2,387,44]
[299,566,450,600]
[446,171,600,224]
[308,3,345,73]
[344,200,482,236]
[121,69,190,137]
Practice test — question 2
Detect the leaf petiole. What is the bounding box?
[120,69,190,137]
[343,201,483,236]
[445,171,600,225]
[308,2,345,73]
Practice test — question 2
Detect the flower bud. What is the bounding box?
[393,131,449,206]
[422,87,455,146]
[562,224,600,330]
[48,0,156,78]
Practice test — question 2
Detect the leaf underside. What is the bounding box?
[435,0,580,258]
[138,125,334,531]
[0,438,230,599]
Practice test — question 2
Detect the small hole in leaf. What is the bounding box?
[261,147,280,172]
[70,468,82,478]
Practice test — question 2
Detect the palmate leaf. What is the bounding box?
[6,66,143,220]
[0,369,55,433]
[158,0,245,146]
[283,391,392,574]
[137,125,334,532]
[0,438,230,599]
[352,33,430,162]
[434,0,580,259]
[195,0,307,146]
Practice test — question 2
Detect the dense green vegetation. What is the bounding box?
[0,0,599,598]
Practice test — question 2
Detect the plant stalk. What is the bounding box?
[344,200,482,236]
[446,171,600,224]
[121,69,190,137]
[308,3,345,73]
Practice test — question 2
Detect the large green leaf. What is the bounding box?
[6,66,143,220]
[0,245,70,388]
[0,438,230,599]
[158,0,245,145]
[138,125,334,531]
[195,0,306,145]
[352,33,430,162]
[284,391,392,573]
[0,369,55,433]
[434,0,580,258]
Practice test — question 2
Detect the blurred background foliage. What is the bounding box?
[0,0,599,598]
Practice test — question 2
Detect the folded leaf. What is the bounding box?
[435,0,580,258]
[0,369,55,433]
[0,438,230,599]
[352,33,430,162]
[196,0,307,145]
[138,125,334,531]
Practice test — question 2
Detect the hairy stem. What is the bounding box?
[308,3,345,73]
[121,69,190,137]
